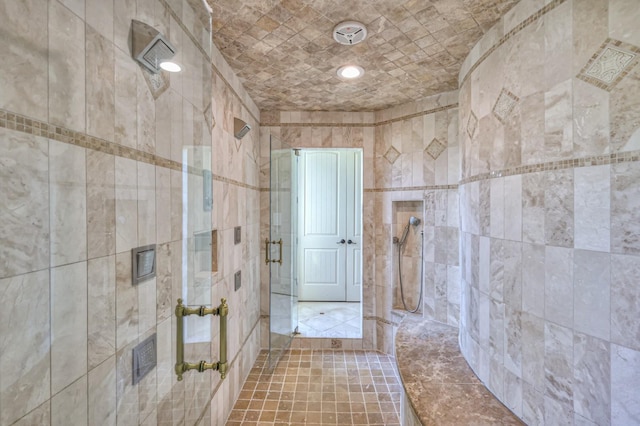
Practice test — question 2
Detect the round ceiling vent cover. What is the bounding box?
[333,21,367,45]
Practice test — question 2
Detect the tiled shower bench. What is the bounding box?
[395,315,524,425]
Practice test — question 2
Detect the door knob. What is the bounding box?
[337,239,346,244]
[347,239,356,245]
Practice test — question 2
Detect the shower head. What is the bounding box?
[131,20,177,74]
[396,216,421,246]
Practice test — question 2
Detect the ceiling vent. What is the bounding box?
[333,21,367,46]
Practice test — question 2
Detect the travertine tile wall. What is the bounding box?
[259,91,460,355]
[458,0,640,424]
[0,1,262,425]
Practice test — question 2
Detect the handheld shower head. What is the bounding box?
[396,216,422,246]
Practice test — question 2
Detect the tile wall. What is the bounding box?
[458,0,640,424]
[0,0,262,425]
[259,90,461,355]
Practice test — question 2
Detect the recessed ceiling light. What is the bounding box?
[337,65,364,79]
[159,61,182,72]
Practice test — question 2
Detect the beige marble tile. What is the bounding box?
[573,333,610,425]
[609,0,640,47]
[137,68,156,154]
[86,26,115,142]
[0,0,48,120]
[87,150,116,259]
[544,169,574,248]
[49,140,87,267]
[574,165,610,252]
[544,2,573,91]
[611,161,640,255]
[137,161,157,246]
[611,344,640,425]
[116,251,138,350]
[88,355,117,426]
[88,255,117,369]
[572,79,610,157]
[611,254,640,351]
[138,277,157,336]
[115,157,138,253]
[544,321,573,412]
[49,0,86,131]
[573,250,610,341]
[503,175,522,242]
[51,376,87,426]
[0,270,50,425]
[51,262,88,395]
[544,246,573,328]
[115,46,138,149]
[116,342,140,424]
[609,65,640,153]
[156,243,173,322]
[0,128,49,278]
[87,0,114,42]
[12,401,50,425]
[544,79,573,161]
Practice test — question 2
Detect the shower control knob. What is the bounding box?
[337,239,346,244]
[347,239,356,245]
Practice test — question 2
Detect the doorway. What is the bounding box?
[296,148,363,338]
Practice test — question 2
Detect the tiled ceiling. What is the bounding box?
[208,0,519,111]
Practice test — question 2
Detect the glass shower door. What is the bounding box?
[268,135,298,369]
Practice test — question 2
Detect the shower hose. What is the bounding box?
[398,230,424,313]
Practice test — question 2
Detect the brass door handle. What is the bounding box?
[265,238,283,265]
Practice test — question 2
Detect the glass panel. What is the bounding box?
[268,135,298,369]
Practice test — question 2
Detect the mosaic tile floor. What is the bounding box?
[226,349,402,425]
[297,302,362,339]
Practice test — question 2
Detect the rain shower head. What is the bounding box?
[131,20,177,74]
[234,118,251,139]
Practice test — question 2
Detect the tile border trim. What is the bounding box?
[260,104,458,128]
[365,184,458,193]
[459,0,568,87]
[460,150,640,185]
[0,108,261,192]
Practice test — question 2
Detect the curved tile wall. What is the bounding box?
[458,0,640,424]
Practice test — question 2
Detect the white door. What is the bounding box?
[298,149,362,302]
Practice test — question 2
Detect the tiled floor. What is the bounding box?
[297,302,361,338]
[226,349,402,425]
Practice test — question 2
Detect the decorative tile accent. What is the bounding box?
[330,339,342,349]
[467,111,478,138]
[141,69,170,100]
[203,102,215,132]
[577,38,640,91]
[364,184,458,193]
[492,89,520,124]
[425,138,446,160]
[384,146,400,165]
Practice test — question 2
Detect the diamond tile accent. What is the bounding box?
[467,111,478,139]
[141,68,170,100]
[492,89,520,124]
[204,102,215,132]
[577,38,640,91]
[425,138,446,160]
[384,146,400,165]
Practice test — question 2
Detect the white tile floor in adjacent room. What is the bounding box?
[297,302,362,338]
